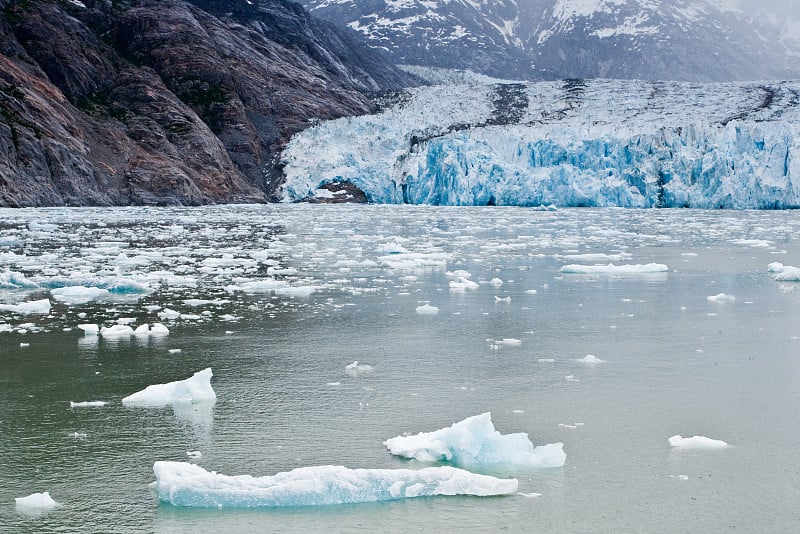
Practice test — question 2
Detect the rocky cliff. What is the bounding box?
[0,0,415,206]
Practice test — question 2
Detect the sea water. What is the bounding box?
[1,205,799,532]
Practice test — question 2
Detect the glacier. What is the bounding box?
[281,77,800,208]
[383,412,566,468]
[152,461,518,508]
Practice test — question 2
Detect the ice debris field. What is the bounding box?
[282,77,800,208]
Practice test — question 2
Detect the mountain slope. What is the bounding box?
[0,0,415,207]
[302,0,800,81]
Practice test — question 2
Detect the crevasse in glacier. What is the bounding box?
[280,76,800,208]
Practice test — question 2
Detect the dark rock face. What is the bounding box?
[0,0,415,206]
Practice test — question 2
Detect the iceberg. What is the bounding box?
[384,412,565,468]
[50,286,109,305]
[15,491,58,512]
[122,368,216,406]
[0,298,51,315]
[281,79,800,209]
[669,435,729,449]
[768,262,800,281]
[152,461,518,508]
[559,263,669,274]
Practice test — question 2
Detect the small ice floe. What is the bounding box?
[768,262,800,281]
[559,263,668,275]
[69,432,87,439]
[69,401,107,408]
[78,324,99,336]
[538,358,555,363]
[416,303,439,315]
[20,342,29,348]
[449,277,479,291]
[51,286,109,305]
[327,382,341,387]
[576,354,606,365]
[488,278,504,287]
[517,492,542,498]
[493,338,522,347]
[0,298,51,315]
[446,270,472,278]
[186,450,203,459]
[494,296,511,303]
[168,349,182,354]
[152,461,518,507]
[524,289,538,295]
[384,412,565,468]
[564,375,579,382]
[158,308,181,320]
[707,293,735,302]
[669,474,690,481]
[122,368,216,406]
[100,324,134,338]
[668,435,729,449]
[345,361,372,377]
[511,409,525,414]
[15,492,58,514]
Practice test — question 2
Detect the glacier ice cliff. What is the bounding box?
[152,461,518,507]
[281,77,800,208]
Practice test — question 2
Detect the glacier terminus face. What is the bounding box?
[280,75,800,209]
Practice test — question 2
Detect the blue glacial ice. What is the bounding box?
[383,412,565,468]
[281,78,800,208]
[152,461,518,508]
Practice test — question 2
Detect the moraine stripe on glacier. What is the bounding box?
[281,77,800,209]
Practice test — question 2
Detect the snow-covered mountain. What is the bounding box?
[300,0,800,81]
[280,69,800,208]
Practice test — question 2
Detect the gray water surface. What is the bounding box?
[1,206,799,532]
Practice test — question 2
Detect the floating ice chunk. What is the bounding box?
[768,263,800,281]
[100,324,134,338]
[560,263,668,274]
[494,296,511,302]
[449,277,479,291]
[518,492,542,498]
[158,308,181,320]
[525,289,538,295]
[51,286,109,305]
[494,338,522,347]
[239,280,290,293]
[122,368,216,406]
[668,435,729,449]
[69,401,107,408]
[416,303,439,315]
[707,293,735,302]
[134,324,150,336]
[446,270,472,278]
[384,412,565,468]
[150,323,169,336]
[0,298,51,315]
[345,361,372,376]
[152,461,517,508]
[274,286,317,298]
[577,354,606,364]
[168,349,182,354]
[186,451,202,459]
[15,492,58,513]
[488,278,504,286]
[0,270,38,288]
[559,253,631,262]
[538,358,555,363]
[20,342,29,347]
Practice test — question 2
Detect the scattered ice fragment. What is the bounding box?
[134,324,150,336]
[494,338,522,347]
[565,375,579,382]
[100,324,134,338]
[560,263,668,275]
[0,298,51,315]
[15,492,58,512]
[538,358,555,363]
[525,289,538,295]
[768,263,800,281]
[384,412,565,468]
[494,296,511,302]
[186,450,203,459]
[168,349,182,354]
[150,323,169,336]
[69,432,87,439]
[416,303,439,315]
[488,278,504,286]
[122,368,216,406]
[345,361,373,376]
[158,308,181,320]
[668,435,729,449]
[327,382,342,386]
[518,492,542,498]
[69,401,107,408]
[707,293,735,302]
[511,410,525,414]
[449,277,479,291]
[20,342,29,348]
[51,286,109,305]
[577,354,606,364]
[152,461,518,508]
